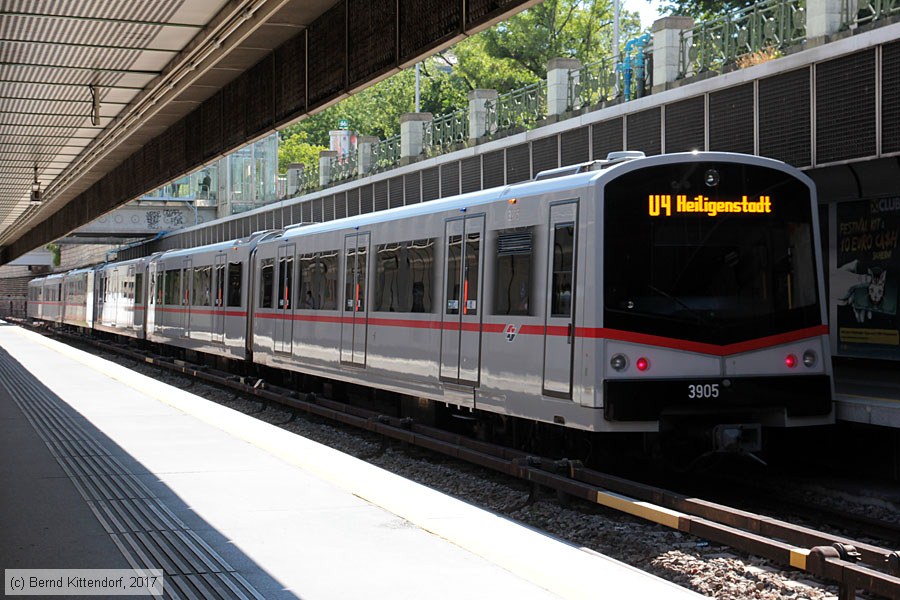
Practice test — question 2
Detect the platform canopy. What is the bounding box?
[0,0,537,265]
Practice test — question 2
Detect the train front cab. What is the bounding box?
[596,153,834,454]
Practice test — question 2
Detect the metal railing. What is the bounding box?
[679,0,806,77]
[329,151,358,183]
[424,109,469,153]
[569,56,619,111]
[370,134,402,172]
[485,80,547,135]
[844,0,900,27]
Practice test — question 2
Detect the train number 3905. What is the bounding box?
[687,383,720,399]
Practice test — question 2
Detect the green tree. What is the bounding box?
[659,0,751,20]
[277,130,326,175]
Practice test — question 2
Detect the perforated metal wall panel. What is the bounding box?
[884,41,900,155]
[399,0,461,63]
[308,2,347,109]
[560,127,589,166]
[302,202,312,223]
[816,50,876,164]
[405,173,421,204]
[506,143,530,183]
[626,108,661,155]
[389,177,404,208]
[159,121,185,182]
[665,97,705,153]
[461,156,481,193]
[335,192,348,220]
[348,0,396,87]
[709,84,753,153]
[592,119,623,159]
[759,68,810,166]
[347,188,360,216]
[481,150,504,188]
[422,167,440,201]
[183,110,203,171]
[531,135,559,176]
[246,55,275,137]
[361,185,374,213]
[200,92,223,160]
[272,208,283,229]
[290,204,301,225]
[323,195,335,221]
[467,0,519,27]
[441,162,460,197]
[374,180,389,211]
[274,34,307,123]
[222,75,247,150]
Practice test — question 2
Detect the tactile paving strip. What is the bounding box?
[0,347,265,600]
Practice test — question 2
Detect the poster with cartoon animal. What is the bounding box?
[833,199,900,355]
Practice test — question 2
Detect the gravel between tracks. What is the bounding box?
[99,348,848,600]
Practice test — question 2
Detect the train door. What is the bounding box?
[109,270,118,326]
[182,258,192,337]
[440,214,484,386]
[542,201,578,398]
[340,233,369,366]
[275,244,295,354]
[126,266,136,329]
[213,254,226,344]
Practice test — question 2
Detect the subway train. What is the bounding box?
[27,152,834,455]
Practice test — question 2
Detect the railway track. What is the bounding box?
[29,324,900,600]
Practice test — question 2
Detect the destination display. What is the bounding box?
[648,194,773,217]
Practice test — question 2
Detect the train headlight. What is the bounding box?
[636,357,650,372]
[784,354,797,368]
[610,354,628,372]
[802,350,817,368]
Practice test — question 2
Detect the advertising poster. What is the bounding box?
[831,198,900,359]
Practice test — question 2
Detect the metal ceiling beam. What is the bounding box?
[1,11,204,29]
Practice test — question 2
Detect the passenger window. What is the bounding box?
[375,239,435,312]
[551,224,575,317]
[277,254,293,310]
[227,262,242,307]
[192,266,211,306]
[214,263,225,307]
[344,246,367,312]
[494,228,533,316]
[260,258,274,309]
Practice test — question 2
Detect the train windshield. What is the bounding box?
[604,161,822,345]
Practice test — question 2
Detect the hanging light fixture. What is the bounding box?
[30,165,42,205]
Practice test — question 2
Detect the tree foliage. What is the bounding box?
[659,0,752,20]
[279,0,642,173]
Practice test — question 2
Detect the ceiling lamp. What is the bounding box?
[30,165,42,205]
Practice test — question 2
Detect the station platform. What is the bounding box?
[0,320,702,600]
[833,361,900,429]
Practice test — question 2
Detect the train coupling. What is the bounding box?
[713,423,762,454]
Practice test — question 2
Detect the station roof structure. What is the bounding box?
[0,0,537,265]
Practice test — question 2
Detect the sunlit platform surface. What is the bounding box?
[0,320,701,600]
[834,360,900,428]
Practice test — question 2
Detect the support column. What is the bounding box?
[807,0,844,41]
[468,89,498,141]
[546,58,581,116]
[400,112,432,163]
[319,150,337,187]
[651,16,694,93]
[356,135,378,176]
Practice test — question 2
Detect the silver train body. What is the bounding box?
[27,152,835,440]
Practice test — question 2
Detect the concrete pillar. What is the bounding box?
[807,0,843,40]
[319,150,337,187]
[287,163,304,196]
[651,16,694,93]
[400,112,432,161]
[356,135,378,176]
[546,58,581,116]
[468,89,499,141]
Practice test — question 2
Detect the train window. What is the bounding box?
[277,254,293,310]
[344,246,368,312]
[551,224,575,318]
[135,273,143,304]
[464,232,480,315]
[260,259,274,308]
[494,229,533,316]
[227,262,242,307]
[164,269,182,305]
[214,263,225,307]
[299,251,339,310]
[192,266,211,306]
[374,239,435,313]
